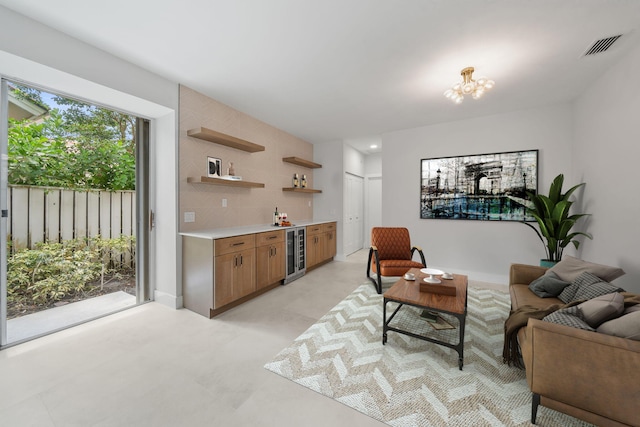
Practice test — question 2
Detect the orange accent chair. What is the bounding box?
[366,227,426,294]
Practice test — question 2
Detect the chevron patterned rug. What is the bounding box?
[265,283,592,427]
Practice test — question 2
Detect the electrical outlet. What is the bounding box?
[308,201,312,207]
[184,212,195,223]
[222,198,227,207]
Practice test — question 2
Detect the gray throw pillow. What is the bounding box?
[558,271,602,303]
[597,311,640,341]
[578,292,624,328]
[543,306,595,331]
[573,280,624,302]
[547,255,625,283]
[528,271,570,298]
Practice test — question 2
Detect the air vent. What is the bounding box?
[583,35,622,56]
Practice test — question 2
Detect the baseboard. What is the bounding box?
[154,290,183,309]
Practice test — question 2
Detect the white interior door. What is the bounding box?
[344,173,364,255]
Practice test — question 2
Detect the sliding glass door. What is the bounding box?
[0,79,151,347]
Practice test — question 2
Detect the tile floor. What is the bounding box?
[0,250,505,426]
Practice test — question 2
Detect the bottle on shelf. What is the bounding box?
[274,207,279,226]
[301,174,307,188]
[293,173,299,188]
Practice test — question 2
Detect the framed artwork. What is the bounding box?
[207,156,222,178]
[420,149,538,221]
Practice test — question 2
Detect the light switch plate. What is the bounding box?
[222,198,227,207]
[184,212,195,223]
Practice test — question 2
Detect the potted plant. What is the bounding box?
[522,174,592,267]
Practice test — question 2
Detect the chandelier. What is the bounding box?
[444,67,494,104]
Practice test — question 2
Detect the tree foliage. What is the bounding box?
[7,87,136,190]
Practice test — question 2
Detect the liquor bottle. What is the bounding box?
[301,174,307,188]
[274,207,279,226]
[293,173,299,188]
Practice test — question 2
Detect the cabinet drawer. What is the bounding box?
[215,234,256,256]
[256,230,284,246]
[323,222,336,232]
[307,224,323,235]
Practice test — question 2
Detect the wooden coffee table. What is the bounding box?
[382,268,468,370]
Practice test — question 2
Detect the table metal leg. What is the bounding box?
[382,298,387,344]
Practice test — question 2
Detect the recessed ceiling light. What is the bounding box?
[370,144,378,149]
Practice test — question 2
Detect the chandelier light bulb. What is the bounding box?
[444,67,494,104]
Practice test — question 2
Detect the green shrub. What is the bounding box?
[7,236,135,306]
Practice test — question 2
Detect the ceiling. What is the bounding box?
[2,0,639,154]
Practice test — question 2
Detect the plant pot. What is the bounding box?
[540,259,558,268]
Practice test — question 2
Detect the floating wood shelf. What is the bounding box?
[187,127,265,153]
[188,176,265,188]
[282,157,322,168]
[282,187,322,193]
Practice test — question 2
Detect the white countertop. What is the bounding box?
[179,220,335,240]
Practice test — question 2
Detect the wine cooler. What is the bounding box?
[284,226,306,284]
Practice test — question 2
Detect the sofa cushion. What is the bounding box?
[528,271,570,298]
[578,292,625,328]
[543,306,595,331]
[510,284,562,311]
[597,311,640,341]
[547,255,625,283]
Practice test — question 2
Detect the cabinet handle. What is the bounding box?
[231,242,245,247]
[234,255,238,267]
[240,255,243,266]
[268,235,277,240]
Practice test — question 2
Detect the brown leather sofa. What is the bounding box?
[509,263,640,427]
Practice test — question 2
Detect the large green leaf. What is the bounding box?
[521,173,591,262]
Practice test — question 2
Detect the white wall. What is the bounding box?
[572,43,640,294]
[344,144,365,176]
[313,141,344,259]
[0,7,182,307]
[382,105,573,284]
[364,152,382,176]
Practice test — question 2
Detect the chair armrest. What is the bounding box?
[411,246,426,267]
[509,263,547,286]
[525,318,640,425]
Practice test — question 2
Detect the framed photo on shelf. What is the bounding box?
[207,156,222,178]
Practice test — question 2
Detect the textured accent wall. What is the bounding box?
[179,85,315,231]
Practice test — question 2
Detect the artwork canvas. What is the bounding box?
[420,150,538,221]
[207,156,222,178]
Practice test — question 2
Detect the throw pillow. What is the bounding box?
[528,271,571,298]
[558,271,602,303]
[547,255,626,283]
[624,304,640,314]
[597,311,640,341]
[573,279,624,302]
[578,292,624,328]
[543,306,595,331]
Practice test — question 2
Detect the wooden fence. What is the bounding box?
[7,185,136,260]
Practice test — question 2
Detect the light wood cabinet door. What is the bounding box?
[257,242,285,289]
[214,247,256,308]
[325,230,336,259]
[307,233,324,268]
[214,252,236,308]
[235,248,256,299]
[270,241,285,283]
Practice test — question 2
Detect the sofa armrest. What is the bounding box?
[525,318,640,426]
[509,263,547,286]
